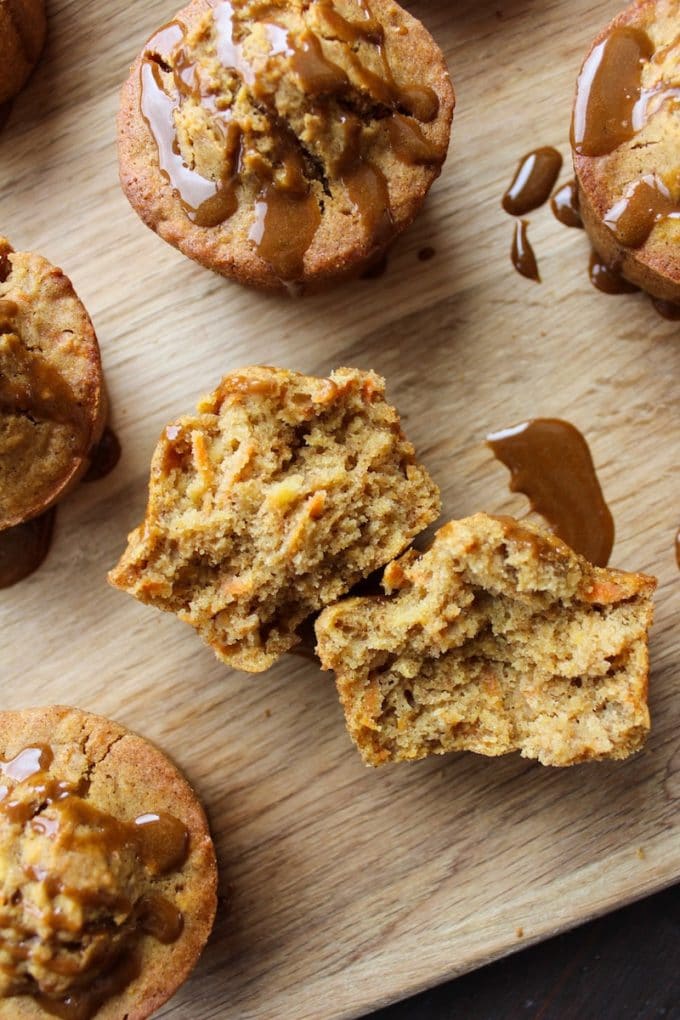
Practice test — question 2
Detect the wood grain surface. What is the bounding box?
[1,1,679,1018]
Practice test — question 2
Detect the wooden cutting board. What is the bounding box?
[2,0,679,1017]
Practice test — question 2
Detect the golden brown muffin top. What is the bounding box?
[0,706,217,1020]
[121,0,454,288]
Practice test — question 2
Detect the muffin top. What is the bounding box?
[0,239,105,531]
[0,706,217,1020]
[572,0,680,285]
[119,0,454,289]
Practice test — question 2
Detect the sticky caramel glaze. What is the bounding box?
[652,296,680,319]
[139,0,443,282]
[551,179,583,228]
[588,250,639,294]
[502,147,563,215]
[511,220,540,281]
[0,745,189,1018]
[571,27,654,156]
[83,426,122,483]
[486,418,615,567]
[604,174,680,248]
[0,508,56,589]
[36,952,142,1020]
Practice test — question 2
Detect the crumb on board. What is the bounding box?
[636,847,645,860]
[516,926,524,938]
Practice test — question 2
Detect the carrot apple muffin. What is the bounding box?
[0,0,46,106]
[0,238,106,531]
[109,366,440,672]
[0,705,217,1020]
[572,0,680,302]
[117,0,454,291]
[315,514,656,767]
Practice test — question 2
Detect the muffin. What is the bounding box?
[117,0,454,291]
[0,238,106,531]
[315,514,656,767]
[109,365,440,672]
[0,0,47,106]
[572,0,680,303]
[0,705,218,1019]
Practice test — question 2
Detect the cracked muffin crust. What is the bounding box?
[118,0,454,291]
[108,365,440,672]
[315,514,656,767]
[0,238,106,531]
[572,0,680,302]
[0,0,46,106]
[0,705,217,1020]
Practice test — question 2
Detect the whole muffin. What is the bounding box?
[0,238,106,531]
[118,0,454,291]
[0,705,218,1019]
[0,0,47,106]
[572,0,680,302]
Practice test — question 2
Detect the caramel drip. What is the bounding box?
[290,30,349,93]
[138,893,184,943]
[0,746,190,1017]
[0,337,85,429]
[588,251,638,294]
[343,160,393,248]
[140,0,441,281]
[385,115,441,165]
[511,220,540,281]
[83,426,122,483]
[603,174,680,248]
[550,179,583,228]
[0,101,12,132]
[0,508,56,590]
[249,184,321,281]
[36,952,142,1020]
[418,246,435,261]
[632,83,680,130]
[502,147,563,216]
[651,297,680,320]
[486,418,614,566]
[571,27,654,156]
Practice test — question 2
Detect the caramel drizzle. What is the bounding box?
[571,27,654,157]
[603,174,680,248]
[139,0,442,281]
[0,508,56,590]
[510,220,540,282]
[0,745,189,1019]
[486,418,615,567]
[550,179,583,228]
[502,147,563,216]
[588,251,638,295]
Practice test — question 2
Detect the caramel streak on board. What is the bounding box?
[511,220,539,281]
[486,418,614,567]
[502,147,563,215]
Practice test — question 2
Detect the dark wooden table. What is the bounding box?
[367,885,680,1019]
